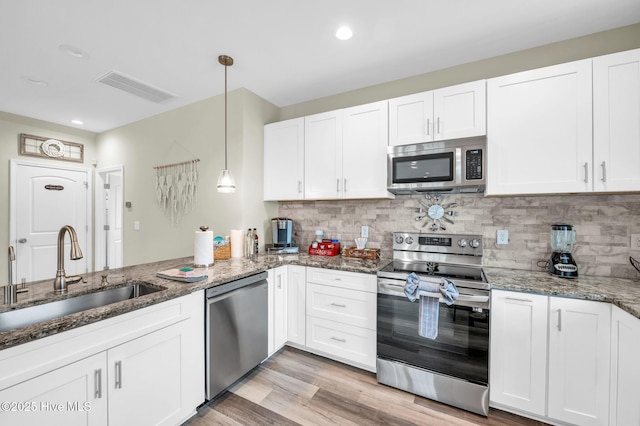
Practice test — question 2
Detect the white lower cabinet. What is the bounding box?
[286,265,306,347]
[305,267,377,372]
[609,306,640,426]
[0,291,204,426]
[548,297,611,426]
[490,289,611,426]
[268,266,288,356]
[489,290,548,416]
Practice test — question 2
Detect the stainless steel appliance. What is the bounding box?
[387,136,486,194]
[547,223,578,278]
[205,272,268,400]
[266,217,298,254]
[377,232,490,416]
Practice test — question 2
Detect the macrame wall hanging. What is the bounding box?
[153,159,199,225]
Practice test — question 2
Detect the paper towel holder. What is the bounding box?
[195,225,214,268]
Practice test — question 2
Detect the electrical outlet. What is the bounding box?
[631,234,640,249]
[134,221,140,231]
[361,225,369,238]
[497,229,509,245]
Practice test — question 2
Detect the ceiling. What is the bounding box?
[1,0,639,133]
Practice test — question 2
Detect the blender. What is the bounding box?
[547,223,578,278]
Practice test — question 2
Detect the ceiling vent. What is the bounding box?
[96,70,176,103]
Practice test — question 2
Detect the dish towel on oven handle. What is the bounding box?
[404,272,459,339]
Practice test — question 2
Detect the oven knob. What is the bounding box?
[457,238,468,248]
[405,236,414,245]
[394,235,404,244]
[470,239,481,249]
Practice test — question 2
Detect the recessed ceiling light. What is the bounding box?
[22,76,48,87]
[58,44,89,59]
[71,119,84,125]
[335,25,353,41]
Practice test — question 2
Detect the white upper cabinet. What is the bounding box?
[389,80,486,146]
[304,102,391,200]
[593,48,640,192]
[304,110,343,199]
[487,60,593,195]
[342,101,390,199]
[264,117,304,201]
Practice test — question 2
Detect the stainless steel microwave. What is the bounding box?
[387,136,486,194]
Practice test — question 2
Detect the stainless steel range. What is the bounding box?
[376,232,490,416]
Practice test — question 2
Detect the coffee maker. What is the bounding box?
[547,223,578,278]
[266,218,299,254]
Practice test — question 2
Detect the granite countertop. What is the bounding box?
[485,267,640,319]
[2,252,639,352]
[0,253,381,351]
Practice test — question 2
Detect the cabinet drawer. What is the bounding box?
[306,316,376,370]
[307,283,376,329]
[306,267,376,293]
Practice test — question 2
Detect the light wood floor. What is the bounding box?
[185,347,548,426]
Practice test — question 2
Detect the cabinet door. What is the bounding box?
[593,48,640,192]
[487,60,593,195]
[489,290,548,416]
[389,91,434,146]
[304,110,343,199]
[610,306,640,426]
[548,297,611,426]
[264,118,305,200]
[108,323,187,426]
[268,266,288,356]
[342,101,391,199]
[434,80,486,141]
[286,265,306,346]
[0,353,108,426]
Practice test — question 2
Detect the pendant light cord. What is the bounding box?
[224,61,228,170]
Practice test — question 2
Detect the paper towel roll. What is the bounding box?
[230,229,244,258]
[194,230,214,267]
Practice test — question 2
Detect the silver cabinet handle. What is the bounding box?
[344,178,347,192]
[330,336,346,343]
[330,302,346,308]
[277,275,282,290]
[557,309,562,332]
[436,117,441,134]
[601,161,606,182]
[298,181,302,193]
[94,369,102,399]
[18,238,27,244]
[505,296,533,303]
[115,361,122,389]
[337,178,340,192]
[426,118,430,136]
[584,162,589,183]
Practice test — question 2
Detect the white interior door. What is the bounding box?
[10,161,91,283]
[95,166,124,271]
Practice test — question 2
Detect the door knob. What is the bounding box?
[18,238,27,244]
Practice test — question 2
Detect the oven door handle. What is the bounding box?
[377,278,490,308]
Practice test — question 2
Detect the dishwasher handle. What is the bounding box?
[206,271,268,299]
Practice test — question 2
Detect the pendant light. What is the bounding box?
[216,54,236,193]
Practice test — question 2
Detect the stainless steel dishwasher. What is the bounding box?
[205,271,268,400]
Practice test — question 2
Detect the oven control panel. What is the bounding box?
[393,232,482,256]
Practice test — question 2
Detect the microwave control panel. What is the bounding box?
[465,149,483,180]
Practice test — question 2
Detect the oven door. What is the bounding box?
[377,277,489,386]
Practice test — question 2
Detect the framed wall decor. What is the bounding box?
[19,133,84,163]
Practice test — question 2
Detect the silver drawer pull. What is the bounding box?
[330,336,346,343]
[330,302,346,308]
[601,161,606,182]
[115,360,122,389]
[94,369,102,399]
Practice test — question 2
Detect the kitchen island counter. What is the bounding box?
[0,253,381,351]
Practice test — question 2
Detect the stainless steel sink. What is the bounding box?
[0,282,165,333]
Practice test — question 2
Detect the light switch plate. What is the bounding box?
[361,226,369,238]
[497,229,509,245]
[631,234,640,249]
[134,221,140,231]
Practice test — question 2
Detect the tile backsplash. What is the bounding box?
[278,193,640,279]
